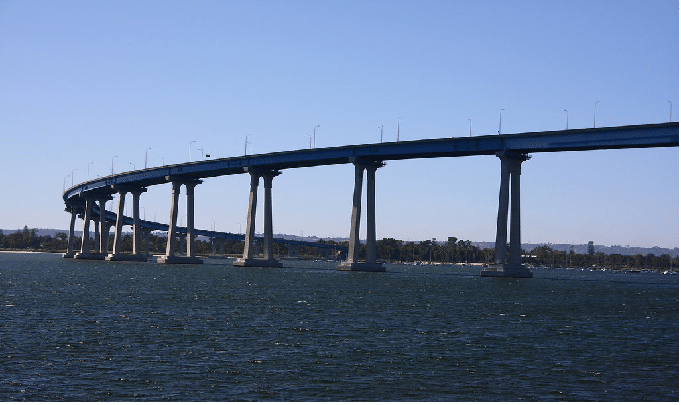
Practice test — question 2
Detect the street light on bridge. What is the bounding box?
[498,109,505,135]
[189,141,196,162]
[71,168,78,187]
[313,125,320,148]
[111,155,118,175]
[594,101,599,128]
[145,147,152,169]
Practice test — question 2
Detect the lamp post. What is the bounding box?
[63,175,70,192]
[111,155,118,175]
[145,147,152,169]
[245,134,251,156]
[379,125,383,143]
[669,100,673,122]
[564,109,569,130]
[71,168,78,187]
[189,141,196,162]
[129,162,135,170]
[198,147,205,160]
[159,155,165,166]
[87,162,94,179]
[498,109,505,135]
[397,117,402,141]
[594,101,599,128]
[313,124,320,148]
[468,119,472,137]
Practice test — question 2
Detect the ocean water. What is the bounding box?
[0,252,677,401]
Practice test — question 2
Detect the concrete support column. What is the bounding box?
[80,198,94,254]
[75,198,105,260]
[93,219,100,253]
[158,179,202,264]
[509,168,522,267]
[337,160,385,272]
[234,170,282,268]
[263,173,276,261]
[347,163,364,263]
[242,172,259,261]
[63,205,80,258]
[165,182,181,257]
[494,163,511,264]
[365,165,378,264]
[185,182,198,258]
[98,198,110,254]
[112,191,127,255]
[106,189,147,262]
[132,190,142,255]
[143,228,151,256]
[484,151,532,278]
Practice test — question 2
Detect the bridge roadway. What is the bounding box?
[62,122,679,276]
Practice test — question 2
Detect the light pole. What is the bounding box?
[159,155,165,166]
[594,101,599,128]
[669,100,673,122]
[397,117,402,141]
[145,147,152,169]
[564,109,569,130]
[129,161,135,170]
[71,168,78,186]
[468,119,472,137]
[63,175,70,192]
[198,147,205,160]
[498,109,505,135]
[379,125,383,143]
[245,134,251,155]
[111,155,118,175]
[189,141,196,162]
[87,161,94,179]
[313,124,320,148]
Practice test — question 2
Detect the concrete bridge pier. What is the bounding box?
[482,151,533,278]
[63,203,83,258]
[98,197,112,255]
[75,198,105,260]
[106,188,148,262]
[337,160,385,272]
[158,179,203,264]
[234,170,282,267]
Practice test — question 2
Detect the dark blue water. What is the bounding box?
[1,252,678,401]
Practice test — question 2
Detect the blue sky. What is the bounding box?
[1,0,678,248]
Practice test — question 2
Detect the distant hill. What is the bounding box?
[2,229,677,257]
[471,241,679,257]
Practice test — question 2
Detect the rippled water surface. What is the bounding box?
[1,252,678,401]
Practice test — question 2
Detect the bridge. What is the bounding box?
[62,122,679,277]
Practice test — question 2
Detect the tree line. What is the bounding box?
[0,227,677,271]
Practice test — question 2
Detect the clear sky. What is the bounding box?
[1,0,678,248]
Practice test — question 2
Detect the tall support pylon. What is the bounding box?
[158,178,203,264]
[234,169,282,268]
[482,151,533,278]
[337,158,385,272]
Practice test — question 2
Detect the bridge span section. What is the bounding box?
[62,122,679,276]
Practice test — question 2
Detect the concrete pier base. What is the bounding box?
[233,258,282,268]
[336,261,386,272]
[481,265,533,278]
[105,254,148,262]
[73,252,106,260]
[157,255,203,264]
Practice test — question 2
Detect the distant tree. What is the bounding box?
[587,241,595,255]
